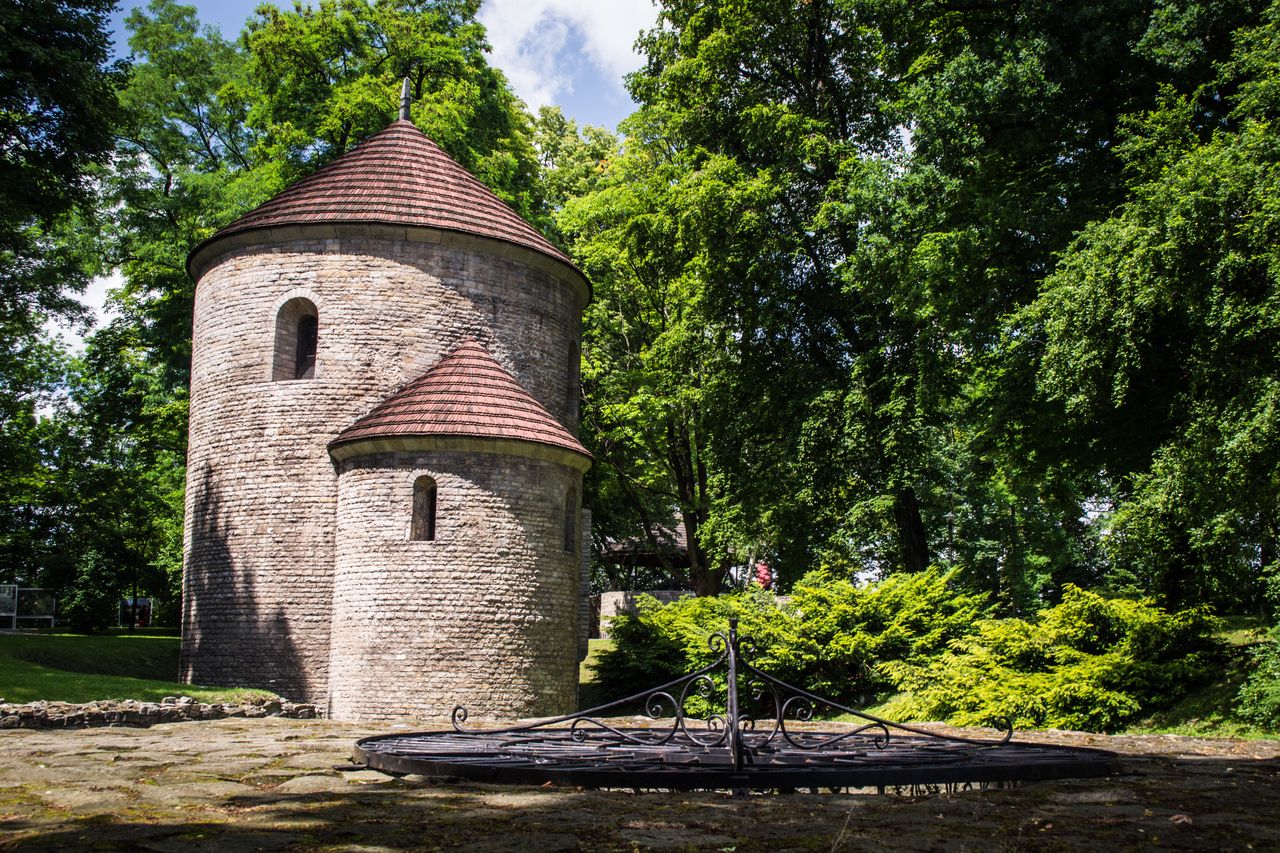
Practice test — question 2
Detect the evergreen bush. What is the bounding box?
[593,566,988,710]
[594,576,1223,732]
[889,586,1221,731]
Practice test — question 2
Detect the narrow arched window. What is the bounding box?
[273,297,319,381]
[295,314,317,379]
[411,476,437,541]
[562,487,577,553]
[567,340,580,420]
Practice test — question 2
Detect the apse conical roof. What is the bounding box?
[329,338,590,461]
[192,119,574,271]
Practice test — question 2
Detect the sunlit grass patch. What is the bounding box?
[0,633,274,705]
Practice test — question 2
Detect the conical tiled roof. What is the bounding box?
[195,120,574,270]
[330,338,590,460]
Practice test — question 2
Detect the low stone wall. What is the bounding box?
[0,695,320,729]
[592,590,692,639]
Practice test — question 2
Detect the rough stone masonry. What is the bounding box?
[181,118,593,722]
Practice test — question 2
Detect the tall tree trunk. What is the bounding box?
[669,417,723,595]
[684,512,717,596]
[893,487,930,573]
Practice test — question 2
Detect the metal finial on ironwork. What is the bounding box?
[399,77,411,121]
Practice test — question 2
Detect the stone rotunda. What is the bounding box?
[180,114,592,722]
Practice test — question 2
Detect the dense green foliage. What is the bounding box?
[0,0,120,334]
[596,567,988,707]
[558,117,735,594]
[596,578,1223,732]
[576,0,1278,616]
[891,587,1222,731]
[0,0,121,592]
[1,0,1277,726]
[1026,6,1280,611]
[1237,628,1280,728]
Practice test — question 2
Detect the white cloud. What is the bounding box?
[478,0,657,113]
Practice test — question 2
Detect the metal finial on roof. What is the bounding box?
[399,78,412,121]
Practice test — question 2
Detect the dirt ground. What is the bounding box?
[1,718,1278,851]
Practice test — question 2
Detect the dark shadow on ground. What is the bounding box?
[4,751,1279,852]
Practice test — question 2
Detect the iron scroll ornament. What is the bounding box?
[356,619,1114,791]
[449,619,1012,769]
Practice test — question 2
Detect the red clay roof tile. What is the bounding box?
[330,338,590,460]
[202,120,574,270]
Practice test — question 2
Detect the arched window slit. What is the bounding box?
[412,476,437,541]
[295,314,317,379]
[272,297,319,381]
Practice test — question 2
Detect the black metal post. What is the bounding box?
[726,618,742,772]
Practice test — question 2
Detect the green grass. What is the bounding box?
[580,638,614,682]
[5,633,624,709]
[577,638,615,710]
[1121,616,1275,739]
[0,632,275,705]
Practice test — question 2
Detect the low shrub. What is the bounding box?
[593,566,989,711]
[888,586,1222,731]
[786,567,990,703]
[594,577,1224,732]
[1236,626,1280,728]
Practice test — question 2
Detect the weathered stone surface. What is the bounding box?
[269,773,350,795]
[328,450,582,721]
[184,224,587,718]
[2,719,1280,852]
[0,697,320,730]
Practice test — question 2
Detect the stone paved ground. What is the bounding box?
[1,718,1278,851]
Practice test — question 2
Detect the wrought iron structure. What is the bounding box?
[355,620,1115,791]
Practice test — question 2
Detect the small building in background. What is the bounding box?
[591,520,695,638]
[0,585,56,630]
[118,597,152,629]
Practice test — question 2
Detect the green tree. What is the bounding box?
[559,117,738,595]
[1027,2,1280,610]
[532,106,619,238]
[0,0,121,587]
[0,0,121,335]
[62,323,189,622]
[0,338,76,587]
[616,0,1270,610]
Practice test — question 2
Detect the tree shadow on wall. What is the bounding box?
[182,463,310,701]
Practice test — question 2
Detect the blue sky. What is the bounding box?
[107,0,656,131]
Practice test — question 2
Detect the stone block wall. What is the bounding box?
[183,226,585,706]
[578,508,592,663]
[592,590,694,640]
[327,449,584,722]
